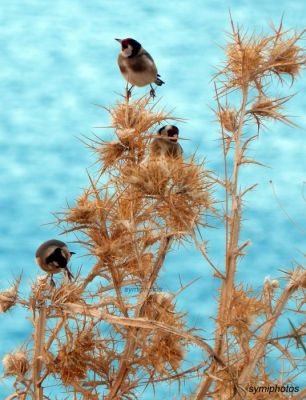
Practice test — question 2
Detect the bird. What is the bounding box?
[150,125,183,159]
[35,239,75,285]
[115,38,164,99]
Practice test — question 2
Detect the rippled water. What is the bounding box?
[0,1,305,397]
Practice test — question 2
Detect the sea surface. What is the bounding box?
[0,1,305,398]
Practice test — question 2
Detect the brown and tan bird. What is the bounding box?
[150,125,183,159]
[35,239,74,285]
[115,38,164,98]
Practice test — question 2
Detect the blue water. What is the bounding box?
[1,1,305,398]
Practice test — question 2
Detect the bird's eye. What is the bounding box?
[122,44,128,49]
[168,127,179,137]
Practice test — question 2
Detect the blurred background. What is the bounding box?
[0,0,305,397]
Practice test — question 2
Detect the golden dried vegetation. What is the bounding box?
[2,18,306,400]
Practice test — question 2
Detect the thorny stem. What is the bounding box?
[105,236,172,400]
[237,274,302,388]
[63,302,222,360]
[194,84,249,400]
[32,303,47,400]
[191,229,225,280]
[218,84,249,351]
[216,83,230,272]
[45,317,65,350]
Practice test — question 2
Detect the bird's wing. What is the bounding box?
[46,248,68,269]
[178,143,183,155]
[142,50,155,66]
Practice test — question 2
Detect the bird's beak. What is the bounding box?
[70,252,76,255]
[115,38,122,43]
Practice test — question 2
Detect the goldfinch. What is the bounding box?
[35,239,74,284]
[116,38,164,98]
[150,125,183,159]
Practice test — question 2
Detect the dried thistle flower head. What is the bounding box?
[29,274,58,309]
[93,229,135,265]
[96,96,183,172]
[218,22,306,96]
[287,266,306,293]
[251,97,277,117]
[249,96,293,127]
[144,292,176,323]
[122,159,214,232]
[301,269,306,289]
[51,281,84,304]
[0,278,20,313]
[137,292,187,377]
[94,101,179,175]
[47,330,96,386]
[30,275,50,300]
[3,350,29,376]
[227,287,266,333]
[67,193,98,225]
[143,333,185,376]
[51,346,88,385]
[111,102,142,130]
[120,252,154,278]
[218,107,238,133]
[225,36,267,85]
[99,140,127,169]
[270,42,304,78]
[110,97,170,132]
[97,129,146,171]
[116,128,136,145]
[124,160,170,195]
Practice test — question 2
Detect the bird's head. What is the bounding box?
[115,38,141,58]
[51,246,72,262]
[158,125,179,142]
[62,248,75,262]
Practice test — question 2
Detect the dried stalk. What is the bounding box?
[194,18,306,399]
[32,304,46,400]
[103,236,176,400]
[238,269,304,386]
[63,302,222,362]
[218,83,249,350]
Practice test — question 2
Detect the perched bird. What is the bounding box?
[35,239,75,285]
[115,38,164,99]
[150,125,183,159]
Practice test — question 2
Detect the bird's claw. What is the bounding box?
[50,276,56,288]
[150,88,156,98]
[126,88,132,101]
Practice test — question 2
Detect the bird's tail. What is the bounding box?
[155,76,165,86]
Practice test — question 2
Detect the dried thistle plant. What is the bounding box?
[0,277,20,313]
[218,105,238,133]
[3,350,29,377]
[194,18,306,400]
[2,18,306,400]
[2,94,218,399]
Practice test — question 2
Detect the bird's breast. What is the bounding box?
[118,54,157,87]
